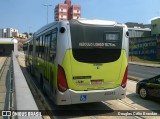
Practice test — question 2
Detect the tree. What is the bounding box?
[29,33,33,36]
[23,32,29,38]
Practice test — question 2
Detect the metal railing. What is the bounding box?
[4,52,42,119]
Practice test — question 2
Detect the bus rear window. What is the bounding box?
[69,20,123,63]
[105,32,119,41]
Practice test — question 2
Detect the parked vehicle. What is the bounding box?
[136,75,160,99]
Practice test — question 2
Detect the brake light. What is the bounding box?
[121,66,128,88]
[57,65,68,92]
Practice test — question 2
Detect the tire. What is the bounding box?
[139,87,148,99]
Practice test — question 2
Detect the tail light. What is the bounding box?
[121,66,128,88]
[57,65,68,92]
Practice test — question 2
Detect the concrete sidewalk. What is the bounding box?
[129,62,160,68]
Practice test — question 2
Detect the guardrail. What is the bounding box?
[4,57,13,119]
[4,52,42,119]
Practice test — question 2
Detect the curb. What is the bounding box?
[129,62,160,68]
[127,75,143,82]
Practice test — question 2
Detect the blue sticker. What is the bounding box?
[80,95,87,101]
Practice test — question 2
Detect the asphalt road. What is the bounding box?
[128,63,160,79]
[18,52,160,119]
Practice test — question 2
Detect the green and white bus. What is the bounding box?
[25,19,129,105]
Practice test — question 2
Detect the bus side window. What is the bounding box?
[48,35,51,61]
[50,32,57,62]
[45,35,50,61]
[41,36,44,58]
[42,35,45,59]
[39,36,43,58]
[36,37,40,57]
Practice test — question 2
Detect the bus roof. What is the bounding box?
[35,19,126,36]
[76,18,117,26]
[0,38,18,44]
[35,22,58,36]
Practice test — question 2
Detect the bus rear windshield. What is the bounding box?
[69,20,123,63]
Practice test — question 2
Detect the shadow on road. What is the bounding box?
[48,102,116,118]
[20,65,116,118]
[126,93,160,114]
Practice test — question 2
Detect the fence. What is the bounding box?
[129,37,160,60]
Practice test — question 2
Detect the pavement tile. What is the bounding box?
[0,93,6,103]
[0,81,6,85]
[0,86,6,93]
[0,103,5,110]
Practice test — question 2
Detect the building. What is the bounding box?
[151,18,160,37]
[54,4,68,21]
[125,22,151,38]
[12,32,26,39]
[128,27,151,38]
[144,24,151,29]
[125,22,144,28]
[54,0,81,21]
[68,5,81,20]
[126,21,160,60]
[151,17,160,59]
[0,29,6,38]
[6,28,18,38]
[0,28,27,39]
[0,29,3,38]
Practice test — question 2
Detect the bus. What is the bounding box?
[0,38,18,56]
[25,19,129,105]
[24,37,33,72]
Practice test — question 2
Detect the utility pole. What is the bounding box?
[43,4,52,24]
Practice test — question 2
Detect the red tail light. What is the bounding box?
[57,65,68,92]
[121,66,128,88]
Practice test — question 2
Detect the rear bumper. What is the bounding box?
[55,86,126,105]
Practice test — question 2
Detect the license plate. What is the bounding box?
[91,80,103,85]
[104,91,115,95]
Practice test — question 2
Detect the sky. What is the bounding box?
[0,0,160,33]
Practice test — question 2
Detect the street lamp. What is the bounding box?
[43,4,52,24]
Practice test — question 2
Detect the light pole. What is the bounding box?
[43,4,52,24]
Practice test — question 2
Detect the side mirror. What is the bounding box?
[126,31,129,37]
[59,27,66,33]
